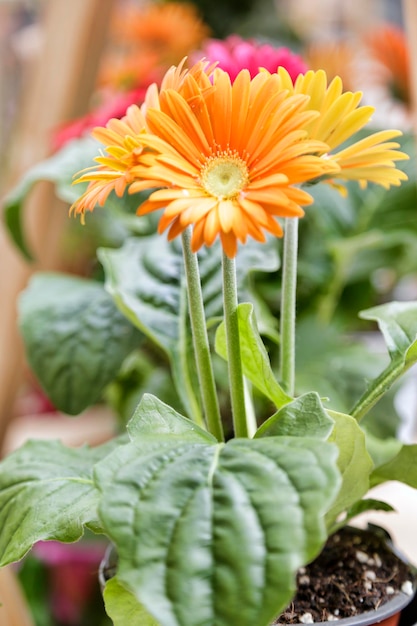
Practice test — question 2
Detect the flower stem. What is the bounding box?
[181,229,224,442]
[222,251,248,438]
[280,217,298,397]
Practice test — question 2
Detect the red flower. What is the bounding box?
[192,35,307,82]
[52,87,148,150]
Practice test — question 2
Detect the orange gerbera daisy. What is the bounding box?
[72,60,336,257]
[276,68,409,190]
[99,1,211,90]
[364,24,410,106]
[136,69,340,257]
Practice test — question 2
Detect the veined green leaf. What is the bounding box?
[351,301,417,420]
[94,400,340,626]
[255,392,334,439]
[215,302,291,409]
[19,273,140,414]
[127,394,215,443]
[98,236,279,421]
[0,438,119,566]
[98,236,200,422]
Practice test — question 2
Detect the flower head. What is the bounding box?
[71,59,408,257]
[70,104,151,219]
[192,35,307,82]
[364,24,410,106]
[276,68,409,190]
[103,1,211,86]
[72,60,335,257]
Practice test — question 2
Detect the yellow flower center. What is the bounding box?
[200,152,249,199]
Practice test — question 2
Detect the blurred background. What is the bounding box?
[0,0,416,624]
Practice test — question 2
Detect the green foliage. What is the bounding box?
[334,499,395,530]
[104,578,160,626]
[19,273,141,414]
[255,392,334,439]
[3,137,99,260]
[98,235,279,422]
[216,302,291,408]
[325,411,374,529]
[351,301,417,420]
[187,0,257,37]
[0,438,120,566]
[370,443,417,489]
[295,132,417,326]
[2,135,152,261]
[1,110,416,626]
[95,395,341,626]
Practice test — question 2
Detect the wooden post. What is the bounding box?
[0,0,115,446]
[0,567,35,626]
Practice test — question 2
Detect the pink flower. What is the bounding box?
[33,541,107,625]
[193,35,307,82]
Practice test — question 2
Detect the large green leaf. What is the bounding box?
[352,301,417,419]
[255,392,334,439]
[98,235,279,421]
[215,302,291,408]
[0,438,118,566]
[19,272,140,414]
[3,137,100,260]
[94,395,340,626]
[98,235,200,421]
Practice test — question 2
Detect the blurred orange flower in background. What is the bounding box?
[304,40,357,92]
[99,1,211,90]
[53,2,211,149]
[364,23,410,106]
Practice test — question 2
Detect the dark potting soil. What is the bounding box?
[273,525,415,624]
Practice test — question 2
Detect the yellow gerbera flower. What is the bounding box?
[71,61,336,256]
[70,105,150,222]
[276,67,409,190]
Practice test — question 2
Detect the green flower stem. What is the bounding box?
[182,229,224,442]
[222,251,248,438]
[279,217,298,397]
